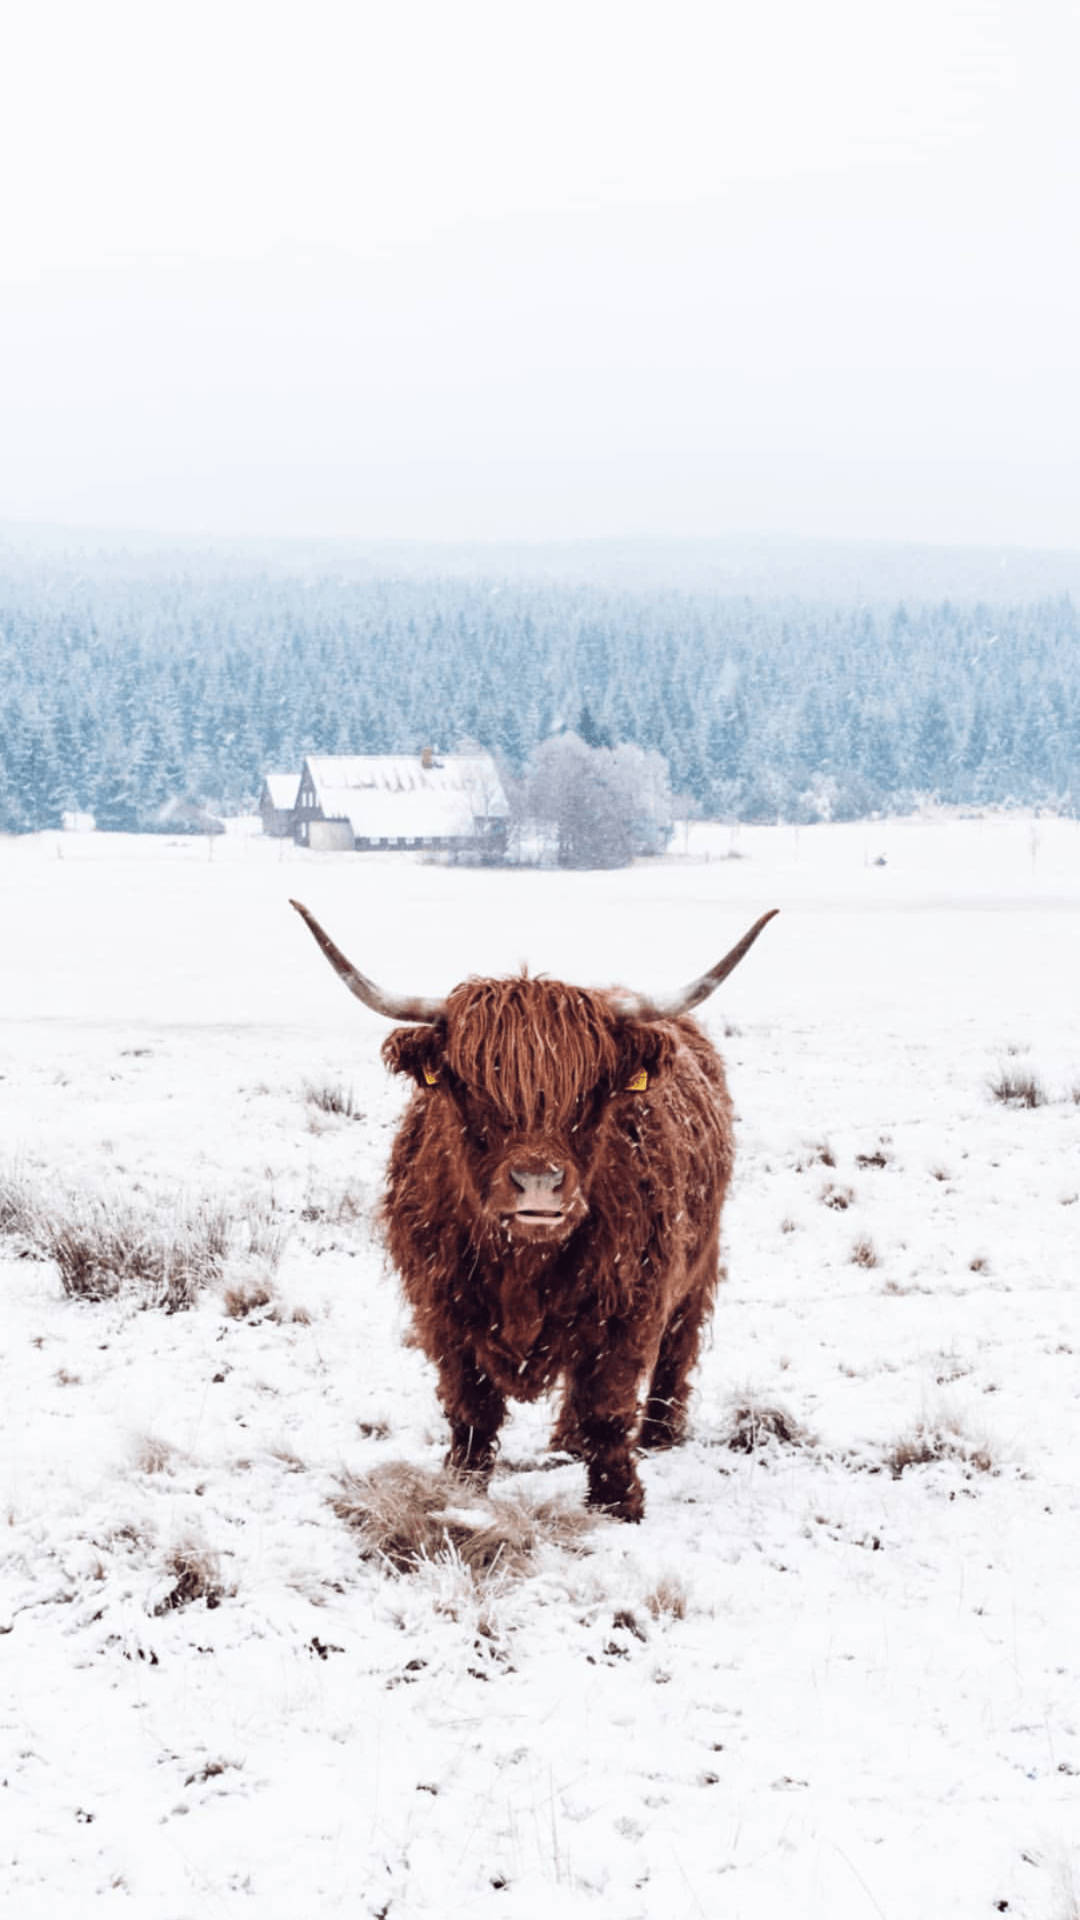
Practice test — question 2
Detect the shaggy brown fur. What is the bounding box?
[380,975,736,1522]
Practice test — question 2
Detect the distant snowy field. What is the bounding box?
[2,815,1078,1920]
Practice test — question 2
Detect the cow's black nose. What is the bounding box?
[509,1166,564,1193]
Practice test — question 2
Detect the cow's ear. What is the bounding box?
[617,1021,677,1091]
[381,1024,446,1087]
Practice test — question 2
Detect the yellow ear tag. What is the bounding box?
[627,1069,648,1092]
[423,1067,439,1086]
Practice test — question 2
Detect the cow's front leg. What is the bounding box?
[563,1338,651,1522]
[582,1416,644,1521]
[438,1348,506,1481]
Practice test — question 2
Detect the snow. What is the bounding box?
[2,815,1078,1920]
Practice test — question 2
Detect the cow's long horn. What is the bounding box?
[290,901,448,1021]
[617,909,780,1019]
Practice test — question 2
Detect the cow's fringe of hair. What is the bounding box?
[444,977,620,1128]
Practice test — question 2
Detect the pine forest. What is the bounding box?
[1,558,1076,832]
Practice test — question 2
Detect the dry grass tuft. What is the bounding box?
[154,1540,228,1614]
[244,1207,287,1269]
[0,1170,42,1241]
[332,1461,595,1582]
[300,1182,368,1226]
[48,1203,231,1309]
[988,1067,1048,1109]
[820,1183,855,1211]
[132,1433,177,1474]
[721,1398,811,1453]
[855,1147,890,1170]
[223,1280,276,1320]
[885,1420,995,1479]
[645,1574,688,1621]
[794,1142,835,1172]
[184,1758,243,1787]
[0,1169,282,1312]
[850,1236,879,1268]
[304,1080,363,1120]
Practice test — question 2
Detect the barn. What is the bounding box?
[291,750,509,855]
[259,773,301,838]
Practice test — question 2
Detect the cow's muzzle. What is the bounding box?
[508,1164,565,1223]
[493,1153,586,1241]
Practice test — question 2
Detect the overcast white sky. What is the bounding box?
[1,0,1077,547]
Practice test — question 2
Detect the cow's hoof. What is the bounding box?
[587,1471,645,1523]
[601,1487,645,1524]
[638,1417,685,1453]
[445,1445,495,1482]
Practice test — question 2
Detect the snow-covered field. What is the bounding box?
[2,814,1078,1920]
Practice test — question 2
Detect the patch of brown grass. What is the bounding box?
[794,1143,836,1172]
[300,1182,367,1226]
[332,1461,595,1582]
[988,1067,1047,1109]
[721,1398,812,1453]
[0,1171,40,1240]
[885,1421,995,1479]
[304,1081,363,1120]
[133,1434,177,1474]
[223,1280,276,1320]
[1,1170,282,1313]
[45,1203,230,1308]
[855,1147,890,1170]
[183,1758,243,1787]
[850,1236,879,1268]
[154,1540,229,1614]
[268,1445,306,1474]
[820,1183,855,1211]
[645,1574,688,1621]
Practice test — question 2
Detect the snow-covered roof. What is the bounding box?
[262,772,300,810]
[303,754,508,839]
[313,785,472,839]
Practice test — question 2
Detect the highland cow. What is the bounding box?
[291,900,777,1521]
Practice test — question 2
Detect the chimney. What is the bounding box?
[420,746,433,770]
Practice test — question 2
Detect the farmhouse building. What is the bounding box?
[290,750,509,854]
[259,773,301,838]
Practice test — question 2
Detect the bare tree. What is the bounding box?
[522,734,673,869]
